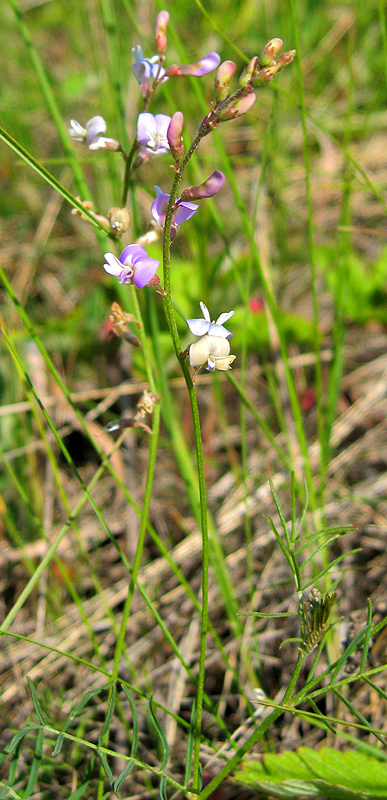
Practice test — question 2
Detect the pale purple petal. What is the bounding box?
[180,170,225,201]
[167,51,221,77]
[137,112,158,146]
[155,114,171,136]
[103,253,124,277]
[132,60,152,86]
[137,112,170,153]
[208,322,233,338]
[174,201,198,224]
[85,116,107,145]
[216,310,235,325]
[133,256,160,288]
[186,318,210,337]
[120,244,148,265]
[151,192,170,226]
[199,302,211,322]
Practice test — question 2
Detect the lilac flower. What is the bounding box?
[151,186,198,232]
[189,334,236,372]
[68,116,119,150]
[103,245,160,289]
[132,46,167,94]
[137,113,171,156]
[165,52,221,78]
[186,301,234,339]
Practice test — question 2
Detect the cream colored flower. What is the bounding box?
[189,334,236,373]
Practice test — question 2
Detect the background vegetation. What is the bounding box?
[1,0,387,797]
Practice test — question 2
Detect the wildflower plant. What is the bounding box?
[3,2,387,798]
[61,16,296,791]
[10,6,372,798]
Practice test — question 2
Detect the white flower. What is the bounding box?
[186,301,234,339]
[68,116,119,150]
[189,334,236,372]
[137,112,171,155]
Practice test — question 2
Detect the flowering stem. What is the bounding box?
[161,128,210,789]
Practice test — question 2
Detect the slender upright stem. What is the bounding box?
[161,129,210,789]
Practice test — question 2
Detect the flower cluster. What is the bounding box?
[67,8,295,381]
[186,302,236,373]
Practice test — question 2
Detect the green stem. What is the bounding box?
[161,129,211,790]
[198,651,305,799]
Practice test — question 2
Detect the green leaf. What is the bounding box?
[235,747,387,798]
[149,695,169,800]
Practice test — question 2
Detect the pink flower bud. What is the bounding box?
[260,38,283,66]
[165,51,221,78]
[239,56,259,86]
[215,60,237,102]
[218,92,256,121]
[154,10,169,54]
[167,112,184,160]
[180,170,225,201]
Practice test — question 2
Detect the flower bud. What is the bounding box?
[215,60,237,102]
[165,51,221,77]
[167,111,184,160]
[218,92,256,121]
[180,170,225,201]
[154,10,169,54]
[260,38,283,66]
[251,50,296,87]
[108,207,131,234]
[239,56,259,86]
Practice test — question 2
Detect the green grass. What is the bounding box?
[1,0,387,797]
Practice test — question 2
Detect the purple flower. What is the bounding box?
[132,46,167,95]
[68,116,119,150]
[186,301,234,339]
[137,113,171,155]
[151,186,198,235]
[165,51,221,78]
[103,245,160,288]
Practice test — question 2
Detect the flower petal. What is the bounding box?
[103,253,124,276]
[133,256,160,288]
[132,60,152,85]
[199,302,211,322]
[85,116,107,145]
[68,119,87,141]
[216,310,235,325]
[89,136,120,151]
[186,318,210,337]
[174,201,198,224]
[120,244,148,265]
[151,192,169,225]
[137,112,158,146]
[208,322,233,338]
